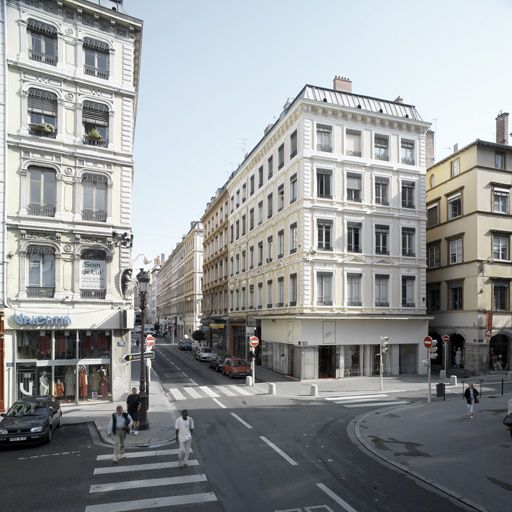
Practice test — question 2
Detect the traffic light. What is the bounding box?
[430,339,438,359]
[381,336,389,354]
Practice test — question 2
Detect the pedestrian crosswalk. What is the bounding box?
[85,448,220,512]
[168,384,258,402]
[324,393,410,408]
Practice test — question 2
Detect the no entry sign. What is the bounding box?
[249,336,259,348]
[423,336,433,348]
[146,334,156,349]
[442,335,449,344]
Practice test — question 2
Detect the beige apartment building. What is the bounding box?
[426,113,512,374]
[201,187,229,352]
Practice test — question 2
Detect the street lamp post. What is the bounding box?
[137,268,150,430]
[379,336,389,392]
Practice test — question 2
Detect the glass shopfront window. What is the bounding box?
[55,330,76,359]
[79,331,111,358]
[17,331,52,359]
[344,345,361,376]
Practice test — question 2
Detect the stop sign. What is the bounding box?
[249,336,259,348]
[442,335,449,344]
[423,336,433,348]
[146,334,155,349]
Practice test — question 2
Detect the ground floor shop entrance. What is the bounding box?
[319,345,336,378]
[489,334,510,371]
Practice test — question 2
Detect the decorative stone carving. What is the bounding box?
[63,244,72,253]
[120,268,134,299]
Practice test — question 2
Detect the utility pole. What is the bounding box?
[379,336,389,392]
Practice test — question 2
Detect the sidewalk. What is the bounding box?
[354,394,512,512]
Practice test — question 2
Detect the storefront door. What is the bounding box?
[319,345,335,378]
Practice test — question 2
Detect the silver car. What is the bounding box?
[196,347,213,361]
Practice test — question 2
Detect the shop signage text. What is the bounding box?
[80,259,106,290]
[12,312,72,327]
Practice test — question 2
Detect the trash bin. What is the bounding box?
[436,383,445,398]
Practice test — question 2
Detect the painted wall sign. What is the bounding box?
[12,312,72,327]
[80,259,106,289]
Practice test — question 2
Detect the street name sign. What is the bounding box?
[124,352,155,362]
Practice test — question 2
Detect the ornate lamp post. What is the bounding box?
[137,268,150,430]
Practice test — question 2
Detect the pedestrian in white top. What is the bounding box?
[175,409,194,467]
[107,405,133,463]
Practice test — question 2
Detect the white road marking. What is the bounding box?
[181,372,188,378]
[231,386,252,396]
[93,460,199,475]
[316,483,359,512]
[183,387,201,399]
[188,379,199,385]
[230,412,253,429]
[174,366,181,370]
[260,436,298,466]
[333,398,388,404]
[215,385,236,397]
[341,400,409,408]
[169,388,186,401]
[90,474,207,493]
[325,394,387,401]
[199,386,220,398]
[18,450,80,461]
[96,449,188,461]
[84,492,217,512]
[212,398,226,409]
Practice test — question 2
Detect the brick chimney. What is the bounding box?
[496,112,509,145]
[425,130,435,168]
[333,75,352,93]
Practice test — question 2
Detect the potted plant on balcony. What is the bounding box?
[86,127,103,142]
[32,122,55,135]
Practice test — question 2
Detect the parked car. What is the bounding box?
[0,396,62,445]
[196,347,213,361]
[209,354,229,372]
[222,357,251,378]
[178,340,192,351]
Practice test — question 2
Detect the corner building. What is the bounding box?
[227,78,431,378]
[2,0,141,408]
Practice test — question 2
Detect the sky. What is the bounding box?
[123,0,512,264]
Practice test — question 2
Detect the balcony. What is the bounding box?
[376,302,390,307]
[83,136,108,147]
[81,289,106,299]
[29,124,57,138]
[82,209,107,222]
[27,204,56,217]
[317,144,332,152]
[402,157,416,165]
[29,51,57,66]
[84,65,109,79]
[347,150,361,157]
[27,286,55,298]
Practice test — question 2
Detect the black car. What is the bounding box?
[0,396,62,445]
[178,340,192,351]
[209,354,229,372]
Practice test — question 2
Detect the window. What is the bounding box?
[241,250,246,272]
[316,124,332,152]
[27,18,57,65]
[375,225,389,255]
[230,256,234,276]
[230,224,234,243]
[278,230,284,258]
[347,173,362,202]
[258,166,263,188]
[230,290,234,310]
[427,242,441,269]
[290,274,297,306]
[427,284,441,311]
[401,139,415,165]
[290,223,297,253]
[82,174,107,222]
[401,276,415,307]
[80,249,107,299]
[258,201,263,225]
[317,169,332,198]
[290,130,297,158]
[278,184,285,211]
[347,222,362,253]
[235,289,240,310]
[402,227,416,257]
[29,166,56,217]
[267,236,273,262]
[83,37,109,79]
[449,237,463,264]
[317,272,333,305]
[492,280,509,311]
[495,152,506,170]
[375,275,389,307]
[250,175,255,195]
[448,280,463,310]
[242,184,247,203]
[241,215,246,236]
[290,174,297,203]
[249,246,254,269]
[236,190,240,207]
[268,155,273,179]
[257,282,263,308]
[493,233,510,261]
[450,158,460,177]
[447,193,462,219]
[28,89,57,138]
[278,144,285,170]
[235,220,240,240]
[83,101,109,147]
[277,277,284,306]
[347,273,362,306]
[267,193,273,218]
[267,280,273,308]
[427,203,439,228]
[317,219,333,251]
[235,254,240,274]
[401,181,415,208]
[249,208,254,230]
[249,285,254,309]
[27,246,55,298]
[375,177,389,205]
[230,196,234,213]
[346,129,361,157]
[374,134,389,161]
[493,188,509,214]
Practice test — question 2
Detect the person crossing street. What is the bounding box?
[175,409,194,467]
[107,405,133,463]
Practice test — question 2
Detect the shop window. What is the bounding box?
[17,331,52,360]
[55,330,76,359]
[79,330,111,358]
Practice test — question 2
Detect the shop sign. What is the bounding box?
[209,323,225,329]
[12,312,71,327]
[80,259,106,289]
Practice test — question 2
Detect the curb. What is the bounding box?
[351,402,488,512]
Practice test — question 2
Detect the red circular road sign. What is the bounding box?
[146,334,156,348]
[249,336,259,348]
[442,335,450,344]
[423,336,433,348]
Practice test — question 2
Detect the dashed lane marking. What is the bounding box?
[230,412,253,429]
[260,436,298,466]
[212,398,226,409]
[316,483,358,512]
[18,450,80,461]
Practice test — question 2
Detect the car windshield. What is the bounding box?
[202,348,211,353]
[6,402,49,417]
[232,360,248,367]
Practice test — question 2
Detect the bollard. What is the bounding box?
[440,370,446,380]
[450,375,457,386]
[246,376,253,386]
[310,384,318,397]
[268,383,276,395]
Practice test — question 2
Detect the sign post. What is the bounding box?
[442,335,449,377]
[424,336,433,403]
[145,335,155,386]
[249,336,259,387]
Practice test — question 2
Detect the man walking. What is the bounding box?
[107,405,133,463]
[175,409,194,467]
[464,383,479,419]
[126,387,141,435]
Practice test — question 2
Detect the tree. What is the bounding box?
[192,330,206,342]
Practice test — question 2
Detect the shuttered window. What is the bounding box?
[83,101,109,146]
